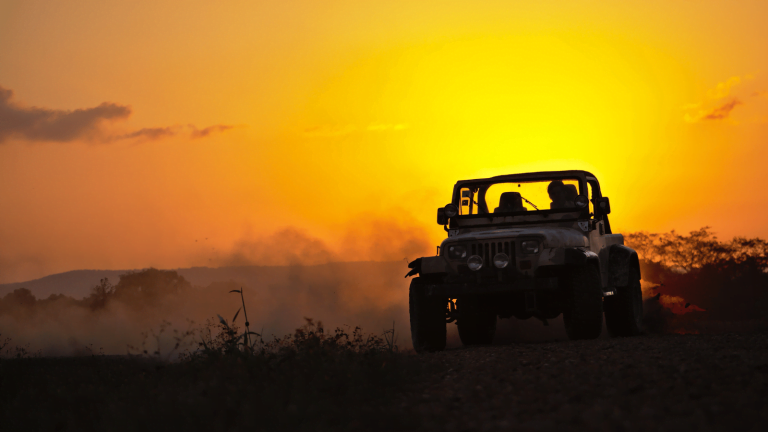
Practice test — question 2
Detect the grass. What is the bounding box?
[0,289,430,432]
[0,325,426,431]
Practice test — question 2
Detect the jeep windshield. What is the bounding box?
[456,177,590,217]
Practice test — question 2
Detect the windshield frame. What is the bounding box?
[449,170,600,227]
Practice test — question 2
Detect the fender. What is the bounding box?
[609,244,640,287]
[564,247,601,273]
[405,256,448,278]
[564,248,599,264]
[405,258,422,278]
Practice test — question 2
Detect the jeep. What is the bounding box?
[406,170,643,352]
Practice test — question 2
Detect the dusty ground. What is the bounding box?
[401,333,768,432]
[3,329,767,431]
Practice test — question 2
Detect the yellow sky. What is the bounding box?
[1,0,767,283]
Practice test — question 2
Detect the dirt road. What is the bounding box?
[401,333,768,432]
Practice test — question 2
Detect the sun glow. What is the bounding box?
[0,1,767,282]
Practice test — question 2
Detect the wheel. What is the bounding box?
[409,278,447,353]
[604,265,643,337]
[562,264,603,340]
[457,297,497,346]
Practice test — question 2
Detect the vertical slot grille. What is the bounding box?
[467,241,515,262]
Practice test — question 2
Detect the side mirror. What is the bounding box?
[437,208,448,225]
[595,197,611,215]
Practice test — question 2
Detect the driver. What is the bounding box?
[495,192,527,213]
[547,181,567,209]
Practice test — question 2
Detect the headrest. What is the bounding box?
[499,192,522,207]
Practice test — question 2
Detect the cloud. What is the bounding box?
[684,74,768,122]
[707,76,741,100]
[683,96,744,123]
[190,124,233,139]
[683,109,705,123]
[702,99,742,120]
[121,127,176,141]
[119,125,233,141]
[0,85,235,144]
[0,86,131,144]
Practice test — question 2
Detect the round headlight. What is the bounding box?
[444,204,459,218]
[447,245,467,259]
[574,195,589,208]
[467,255,483,271]
[493,253,510,269]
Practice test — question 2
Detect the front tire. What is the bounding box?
[604,265,643,337]
[562,264,603,340]
[457,297,497,346]
[409,278,446,353]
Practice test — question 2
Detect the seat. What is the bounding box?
[494,192,527,213]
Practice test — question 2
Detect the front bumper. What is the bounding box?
[423,276,559,297]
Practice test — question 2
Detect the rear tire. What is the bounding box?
[562,264,603,340]
[409,278,446,353]
[604,266,643,337]
[457,297,497,346]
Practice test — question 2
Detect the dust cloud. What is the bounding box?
[0,221,433,357]
[1,226,766,356]
[202,216,434,268]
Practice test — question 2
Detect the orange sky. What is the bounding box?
[1,0,767,283]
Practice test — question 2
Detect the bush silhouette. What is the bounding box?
[626,227,768,321]
[112,268,191,304]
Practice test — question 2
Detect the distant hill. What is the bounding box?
[0,262,407,300]
[0,269,134,299]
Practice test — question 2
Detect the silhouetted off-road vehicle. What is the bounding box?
[406,170,643,352]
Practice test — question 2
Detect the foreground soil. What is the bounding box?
[405,333,768,432]
[2,332,767,431]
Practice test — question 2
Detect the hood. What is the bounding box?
[442,226,588,249]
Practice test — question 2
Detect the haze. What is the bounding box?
[1,0,767,284]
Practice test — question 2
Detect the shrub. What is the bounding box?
[626,228,768,321]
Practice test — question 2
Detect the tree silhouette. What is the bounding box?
[626,228,768,321]
[112,268,191,306]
